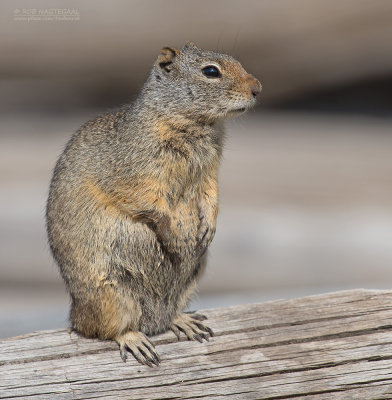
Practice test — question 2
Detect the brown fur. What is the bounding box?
[46,42,260,364]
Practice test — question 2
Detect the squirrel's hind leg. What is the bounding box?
[116,331,160,367]
[170,313,214,343]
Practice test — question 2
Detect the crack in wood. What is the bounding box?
[208,325,392,356]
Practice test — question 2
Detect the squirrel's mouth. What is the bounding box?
[230,107,247,114]
[225,104,253,118]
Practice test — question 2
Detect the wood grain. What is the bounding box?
[2,289,392,399]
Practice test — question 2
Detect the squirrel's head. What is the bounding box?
[144,42,261,123]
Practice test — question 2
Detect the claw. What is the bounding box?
[193,333,203,343]
[197,225,208,244]
[190,313,207,321]
[116,331,160,368]
[137,347,154,367]
[170,313,214,343]
[204,326,214,337]
[170,324,181,340]
[177,324,193,341]
[150,352,160,366]
[142,339,160,363]
[195,322,214,337]
[120,346,128,363]
[199,332,210,341]
[195,214,215,257]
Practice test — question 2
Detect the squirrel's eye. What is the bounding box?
[202,65,222,78]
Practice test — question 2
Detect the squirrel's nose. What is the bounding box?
[249,78,262,99]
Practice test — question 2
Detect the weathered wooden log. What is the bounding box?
[1,289,392,399]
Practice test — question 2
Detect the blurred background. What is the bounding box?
[1,0,392,338]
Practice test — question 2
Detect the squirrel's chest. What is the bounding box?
[164,166,210,217]
[163,144,218,194]
[160,129,220,175]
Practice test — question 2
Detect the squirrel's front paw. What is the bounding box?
[116,331,160,367]
[154,214,172,247]
[170,312,214,342]
[195,215,216,257]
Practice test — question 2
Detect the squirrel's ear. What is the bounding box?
[184,41,197,49]
[156,47,179,73]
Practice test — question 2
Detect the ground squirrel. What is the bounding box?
[46,42,261,366]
